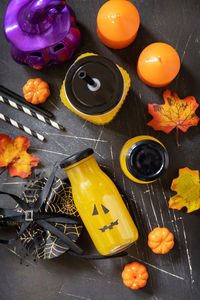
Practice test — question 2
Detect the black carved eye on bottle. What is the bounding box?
[92,204,109,215]
[101,205,109,214]
[92,204,98,215]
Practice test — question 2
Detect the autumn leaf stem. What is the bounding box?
[176,127,181,148]
[0,157,20,176]
[0,166,8,176]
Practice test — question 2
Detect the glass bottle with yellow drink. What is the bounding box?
[60,149,138,256]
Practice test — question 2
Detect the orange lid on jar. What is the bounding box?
[97,0,140,49]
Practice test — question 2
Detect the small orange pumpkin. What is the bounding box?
[121,262,148,290]
[23,78,50,105]
[148,227,174,254]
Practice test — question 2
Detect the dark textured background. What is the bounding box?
[0,0,200,299]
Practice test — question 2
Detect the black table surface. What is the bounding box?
[0,1,200,299]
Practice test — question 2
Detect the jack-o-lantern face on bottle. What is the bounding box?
[92,203,119,233]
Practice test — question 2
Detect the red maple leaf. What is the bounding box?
[148,89,200,146]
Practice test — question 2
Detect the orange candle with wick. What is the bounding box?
[97,0,140,49]
[137,43,181,87]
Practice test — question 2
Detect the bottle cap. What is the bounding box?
[60,148,94,168]
[64,55,124,115]
[126,140,169,181]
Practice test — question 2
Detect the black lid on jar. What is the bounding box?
[126,140,169,182]
[64,55,124,115]
[60,148,94,168]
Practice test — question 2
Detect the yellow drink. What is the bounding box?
[120,136,169,184]
[60,53,130,125]
[60,149,138,256]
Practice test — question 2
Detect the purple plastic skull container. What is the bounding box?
[4,0,81,69]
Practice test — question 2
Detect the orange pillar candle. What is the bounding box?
[97,0,140,49]
[137,43,181,87]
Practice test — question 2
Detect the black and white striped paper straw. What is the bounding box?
[0,113,45,142]
[0,95,65,131]
[0,85,53,119]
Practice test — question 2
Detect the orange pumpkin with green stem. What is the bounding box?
[23,78,50,104]
[148,227,174,254]
[122,262,148,290]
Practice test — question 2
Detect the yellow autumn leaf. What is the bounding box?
[169,167,200,213]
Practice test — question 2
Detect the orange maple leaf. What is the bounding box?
[0,134,39,178]
[169,167,200,213]
[148,89,200,146]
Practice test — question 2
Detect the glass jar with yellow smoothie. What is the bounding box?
[60,53,131,125]
[120,136,169,184]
